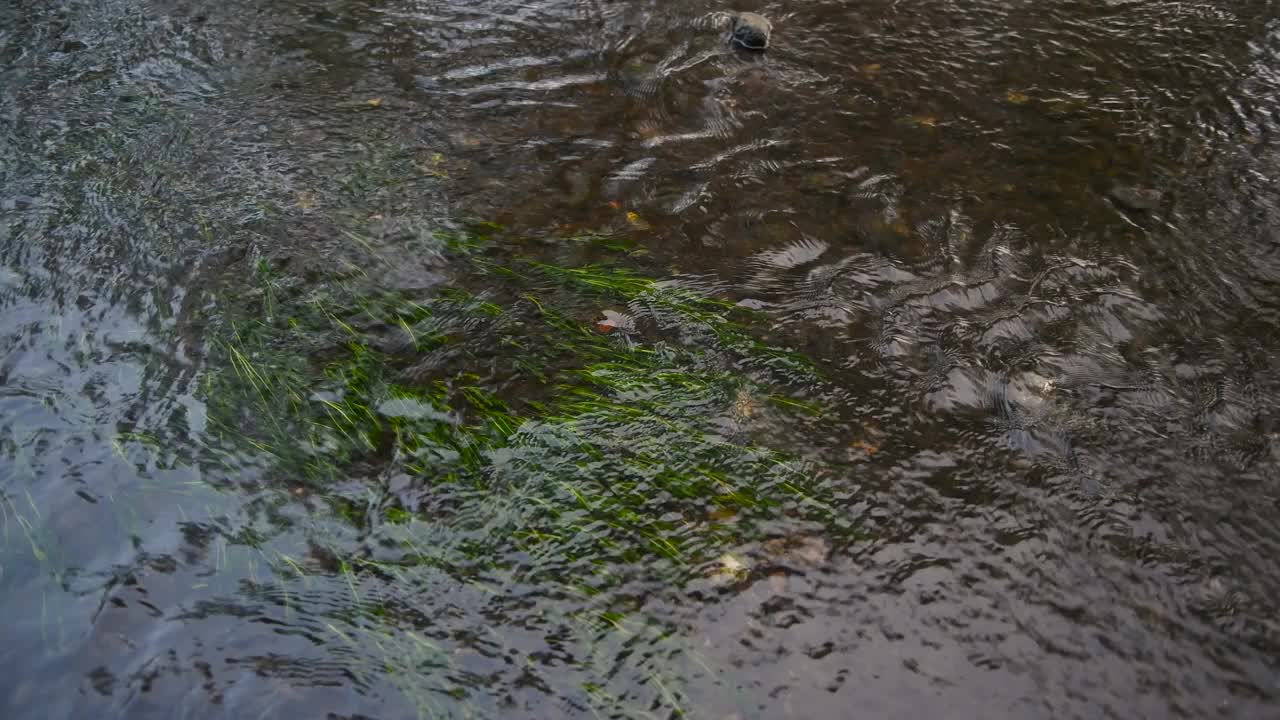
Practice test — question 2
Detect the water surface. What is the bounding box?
[2,1,1280,718]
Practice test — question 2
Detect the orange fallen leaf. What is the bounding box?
[633,121,661,139]
[595,309,632,334]
[852,439,879,455]
[912,115,938,128]
[608,200,622,209]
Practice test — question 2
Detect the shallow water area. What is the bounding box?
[2,0,1280,718]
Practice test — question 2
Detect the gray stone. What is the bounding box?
[1107,185,1163,211]
[731,12,772,51]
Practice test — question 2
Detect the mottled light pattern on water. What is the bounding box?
[2,0,1280,718]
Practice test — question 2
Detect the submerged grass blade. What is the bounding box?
[198,230,854,717]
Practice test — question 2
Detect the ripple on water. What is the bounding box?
[4,0,1280,718]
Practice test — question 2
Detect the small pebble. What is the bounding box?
[731,12,772,51]
[1,195,36,211]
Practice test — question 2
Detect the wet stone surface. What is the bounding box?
[1107,184,1164,211]
[731,12,773,50]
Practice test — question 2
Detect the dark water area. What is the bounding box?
[3,0,1280,717]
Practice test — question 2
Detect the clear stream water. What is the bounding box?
[3,0,1280,718]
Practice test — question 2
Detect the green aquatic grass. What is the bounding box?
[199,232,849,717]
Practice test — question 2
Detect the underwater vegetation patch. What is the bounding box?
[198,229,857,716]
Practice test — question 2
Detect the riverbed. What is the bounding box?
[2,1,1279,718]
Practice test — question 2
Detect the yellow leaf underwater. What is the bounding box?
[366,97,383,108]
[716,553,748,577]
[625,211,651,230]
[732,386,759,419]
[707,506,738,522]
[416,152,449,178]
[1006,90,1030,105]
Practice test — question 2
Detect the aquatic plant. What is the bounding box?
[199,231,853,717]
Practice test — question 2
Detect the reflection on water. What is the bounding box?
[3,0,1280,717]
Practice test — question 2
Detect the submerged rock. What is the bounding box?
[1107,185,1163,211]
[731,12,772,51]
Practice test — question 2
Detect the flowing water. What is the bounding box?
[3,0,1280,717]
